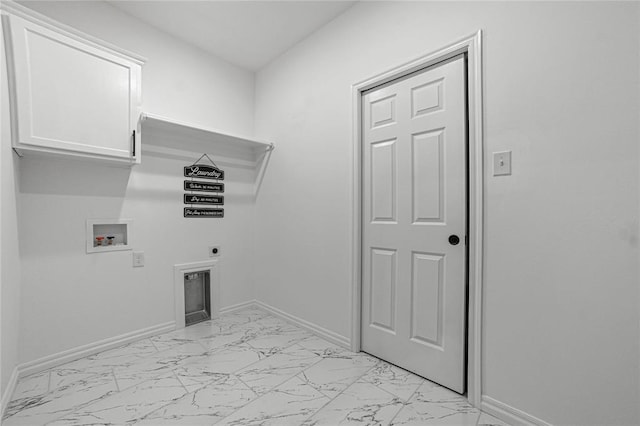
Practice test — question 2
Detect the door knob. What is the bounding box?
[448,235,460,245]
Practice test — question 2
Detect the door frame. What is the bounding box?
[350,31,484,406]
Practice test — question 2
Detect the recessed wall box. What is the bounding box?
[86,219,132,253]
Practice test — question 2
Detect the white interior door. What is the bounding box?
[361,56,467,393]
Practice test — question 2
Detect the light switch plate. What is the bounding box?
[133,251,145,267]
[493,151,512,176]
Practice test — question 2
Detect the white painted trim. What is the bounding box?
[219,299,258,315]
[482,396,553,426]
[17,321,175,378]
[1,366,19,419]
[254,300,351,349]
[350,31,484,407]
[174,260,220,329]
[0,0,146,64]
[466,29,484,409]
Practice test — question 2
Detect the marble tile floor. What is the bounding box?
[3,308,509,426]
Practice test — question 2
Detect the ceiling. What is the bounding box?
[108,1,357,71]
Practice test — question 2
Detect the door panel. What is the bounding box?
[410,251,444,348]
[411,78,443,117]
[370,139,397,222]
[370,248,397,333]
[26,28,131,151]
[361,56,467,393]
[412,130,444,223]
[370,95,397,128]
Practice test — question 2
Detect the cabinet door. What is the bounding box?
[5,14,141,161]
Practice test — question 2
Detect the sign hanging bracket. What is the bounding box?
[191,153,219,169]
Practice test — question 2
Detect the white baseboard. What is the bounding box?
[481,395,553,426]
[253,300,351,349]
[1,366,19,419]
[219,300,258,315]
[17,321,175,379]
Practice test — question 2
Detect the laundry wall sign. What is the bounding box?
[183,164,225,180]
[184,154,225,218]
[184,181,224,193]
[183,194,224,205]
[184,208,224,218]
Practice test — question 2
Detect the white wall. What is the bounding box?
[0,16,22,399]
[13,2,258,364]
[253,2,640,425]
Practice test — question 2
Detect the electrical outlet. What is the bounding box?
[133,251,145,267]
[209,246,221,257]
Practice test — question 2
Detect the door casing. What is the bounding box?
[350,31,484,407]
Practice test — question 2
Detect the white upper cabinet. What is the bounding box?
[2,9,144,164]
